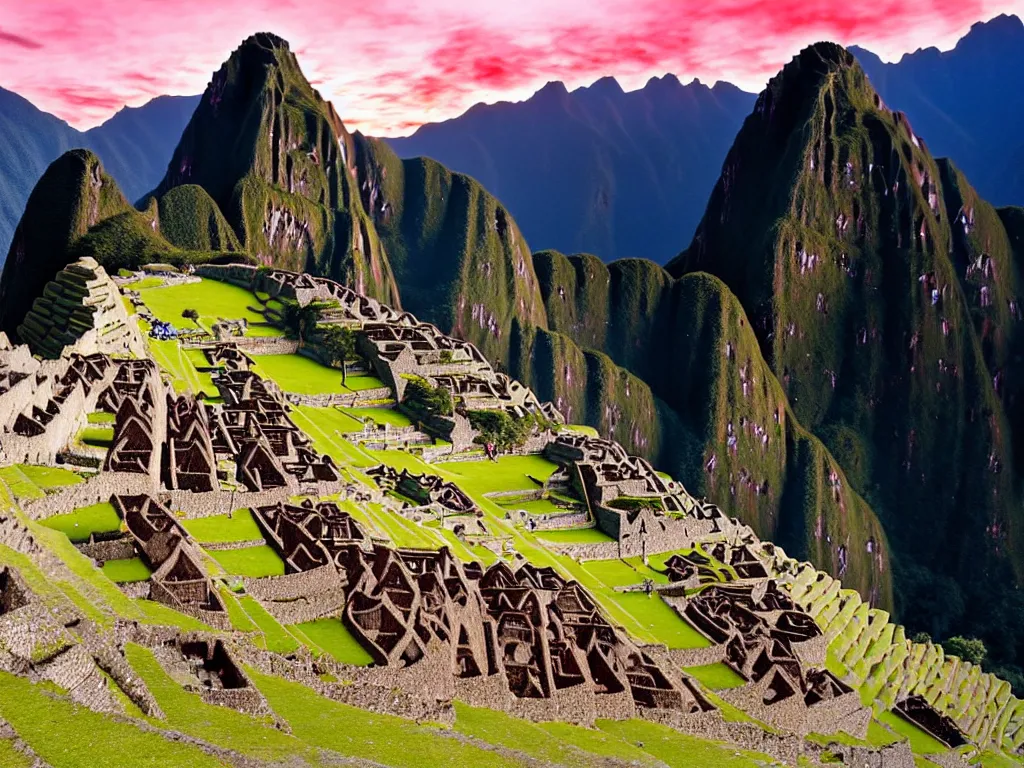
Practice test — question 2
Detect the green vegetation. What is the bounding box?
[86,411,116,424]
[436,454,557,494]
[685,663,747,690]
[78,425,114,448]
[0,464,82,499]
[251,353,348,394]
[101,557,152,583]
[250,669,520,768]
[0,671,225,768]
[156,184,242,252]
[292,618,374,666]
[124,644,312,763]
[237,596,299,654]
[943,636,986,665]
[404,378,453,416]
[41,503,122,542]
[139,279,282,336]
[535,527,613,544]
[467,409,548,450]
[344,407,413,428]
[318,324,358,383]
[596,718,775,767]
[876,710,949,755]
[181,509,263,543]
[210,546,285,578]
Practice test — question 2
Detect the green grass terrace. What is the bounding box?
[251,354,386,395]
[41,502,123,543]
[138,279,284,337]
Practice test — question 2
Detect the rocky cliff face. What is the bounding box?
[667,43,1024,636]
[146,33,399,306]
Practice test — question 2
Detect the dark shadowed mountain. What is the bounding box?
[385,77,758,264]
[849,13,1024,209]
[0,88,199,262]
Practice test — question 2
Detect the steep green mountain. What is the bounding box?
[352,135,548,367]
[850,14,1024,209]
[146,33,399,306]
[667,43,1024,647]
[0,87,199,265]
[526,252,892,606]
[0,149,132,335]
[0,149,244,338]
[155,184,242,252]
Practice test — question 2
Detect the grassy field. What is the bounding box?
[182,509,263,543]
[0,465,82,500]
[436,455,558,494]
[101,557,152,583]
[292,618,374,666]
[344,406,413,427]
[536,527,613,544]
[79,425,114,448]
[290,406,380,465]
[684,663,747,690]
[876,710,949,755]
[86,411,116,424]
[249,670,522,768]
[501,498,573,516]
[252,354,349,394]
[41,503,122,543]
[0,672,225,768]
[210,546,286,578]
[147,338,220,398]
[124,644,314,763]
[138,279,283,337]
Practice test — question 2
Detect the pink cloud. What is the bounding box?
[0,0,1018,135]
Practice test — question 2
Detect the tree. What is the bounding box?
[280,299,334,343]
[181,308,199,325]
[405,379,453,416]
[943,636,987,665]
[321,325,357,383]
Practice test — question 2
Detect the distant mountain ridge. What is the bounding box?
[0,88,199,263]
[385,14,1024,264]
[385,76,757,264]
[1,14,1021,267]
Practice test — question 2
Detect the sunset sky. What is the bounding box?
[0,0,1018,136]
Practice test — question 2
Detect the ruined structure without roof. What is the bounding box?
[0,262,1019,768]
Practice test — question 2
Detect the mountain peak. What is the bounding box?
[238,31,292,54]
[533,80,569,99]
[585,76,624,96]
[643,73,682,90]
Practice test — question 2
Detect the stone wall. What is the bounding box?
[244,565,347,625]
[77,537,135,562]
[283,387,391,408]
[22,472,155,521]
[163,482,354,519]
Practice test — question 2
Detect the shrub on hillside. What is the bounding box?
[943,636,987,665]
[405,379,453,417]
[468,409,549,451]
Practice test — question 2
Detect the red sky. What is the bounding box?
[0,0,1018,136]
